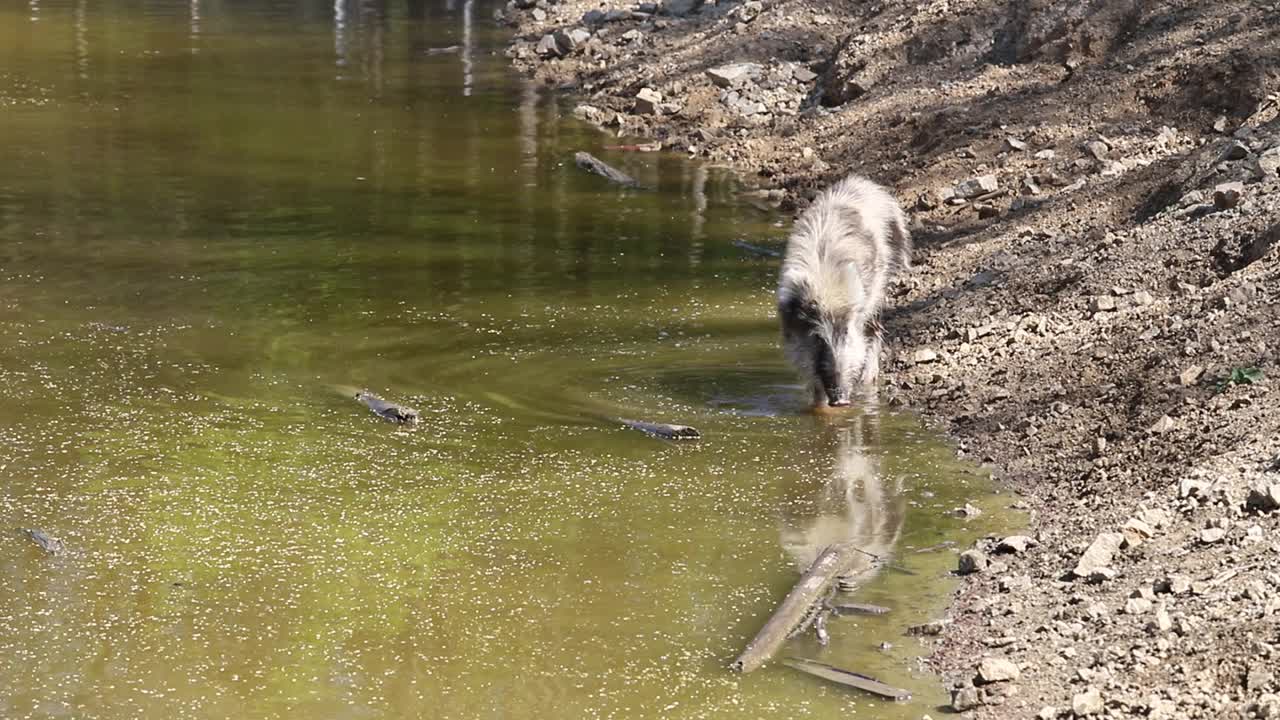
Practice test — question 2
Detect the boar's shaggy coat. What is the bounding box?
[777,174,911,406]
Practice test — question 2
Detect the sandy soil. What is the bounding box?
[502,0,1280,715]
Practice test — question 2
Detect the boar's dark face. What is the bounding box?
[779,293,852,407]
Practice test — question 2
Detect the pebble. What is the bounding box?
[1257,146,1280,176]
[1006,137,1028,151]
[1034,149,1056,160]
[1148,415,1176,434]
[1125,596,1152,614]
[1219,140,1250,161]
[1090,296,1117,313]
[1083,140,1109,161]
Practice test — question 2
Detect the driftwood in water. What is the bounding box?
[832,602,890,616]
[424,45,461,55]
[782,658,912,701]
[617,418,700,441]
[23,529,65,555]
[732,540,864,673]
[574,152,639,187]
[355,391,419,425]
[732,240,783,258]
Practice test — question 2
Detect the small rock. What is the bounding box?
[1087,567,1117,583]
[535,33,563,57]
[1247,666,1275,691]
[975,657,1021,684]
[1257,146,1280,177]
[976,204,1000,219]
[1179,365,1204,386]
[793,67,817,83]
[1083,140,1109,161]
[1179,477,1209,499]
[1072,532,1124,579]
[633,87,662,115]
[1121,518,1155,548]
[1072,687,1104,716]
[1246,485,1280,513]
[1212,116,1230,133]
[913,348,939,364]
[1037,707,1057,720]
[1150,606,1172,633]
[1199,527,1227,544]
[958,549,989,575]
[1034,149,1056,160]
[1129,289,1154,306]
[1160,574,1192,595]
[581,8,606,24]
[1006,137,1028,152]
[1213,181,1244,210]
[737,0,762,22]
[1148,415,1175,434]
[996,535,1035,554]
[955,503,983,518]
[951,687,982,712]
[530,7,547,21]
[706,63,762,89]
[1090,296,1117,313]
[1125,596,1152,614]
[954,175,999,199]
[1220,140,1250,161]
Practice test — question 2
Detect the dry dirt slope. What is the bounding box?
[503,0,1280,716]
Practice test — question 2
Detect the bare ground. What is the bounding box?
[501,0,1280,716]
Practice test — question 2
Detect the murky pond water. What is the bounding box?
[0,2,1011,718]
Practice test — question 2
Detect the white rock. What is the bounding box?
[913,348,939,364]
[1199,527,1226,544]
[975,656,1021,684]
[633,87,662,115]
[1072,532,1124,579]
[705,63,762,88]
[1072,687,1104,716]
[1148,415,1176,434]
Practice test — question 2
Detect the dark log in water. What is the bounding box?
[355,391,419,425]
[574,152,639,187]
[617,418,701,441]
[732,540,864,673]
[732,240,783,258]
[23,529,65,555]
[782,658,912,701]
[832,602,891,616]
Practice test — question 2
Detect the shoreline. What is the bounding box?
[501,0,1280,715]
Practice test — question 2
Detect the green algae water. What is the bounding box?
[0,2,1011,718]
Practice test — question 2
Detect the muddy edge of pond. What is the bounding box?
[503,2,1280,715]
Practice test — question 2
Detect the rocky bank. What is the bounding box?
[500,0,1280,716]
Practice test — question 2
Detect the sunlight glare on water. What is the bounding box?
[0,2,1012,718]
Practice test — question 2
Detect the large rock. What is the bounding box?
[706,63,762,89]
[1258,146,1280,177]
[1247,484,1280,513]
[951,687,982,711]
[1072,532,1124,579]
[552,28,591,54]
[975,657,1021,684]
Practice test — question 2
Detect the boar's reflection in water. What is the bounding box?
[778,412,904,592]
